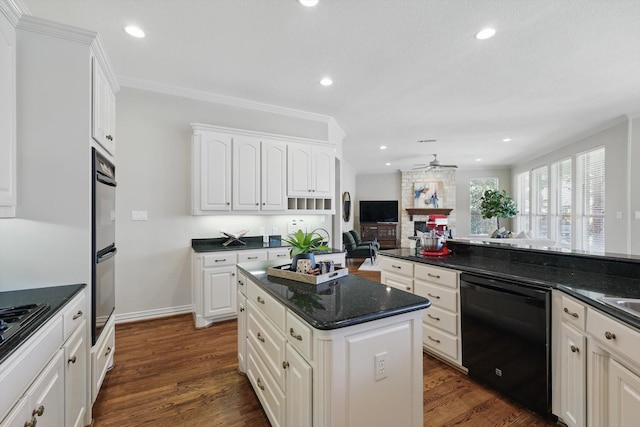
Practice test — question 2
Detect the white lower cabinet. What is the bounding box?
[204,265,237,319]
[608,359,640,427]
[91,315,115,404]
[240,275,424,427]
[0,291,87,427]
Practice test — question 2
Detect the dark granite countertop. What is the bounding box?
[237,260,430,330]
[0,284,86,364]
[380,242,640,330]
[192,237,345,255]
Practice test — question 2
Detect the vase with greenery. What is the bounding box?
[282,228,330,271]
[479,189,519,231]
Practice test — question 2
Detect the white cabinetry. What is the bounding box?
[586,306,640,427]
[0,291,87,427]
[0,4,16,218]
[91,55,116,155]
[380,256,462,367]
[192,131,232,213]
[287,143,334,197]
[91,315,114,404]
[240,273,424,427]
[552,292,587,427]
[233,136,287,211]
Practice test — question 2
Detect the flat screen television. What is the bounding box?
[359,200,399,223]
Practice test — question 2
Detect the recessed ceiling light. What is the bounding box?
[320,77,333,86]
[124,25,145,38]
[385,162,391,166]
[475,158,483,162]
[502,138,512,142]
[299,0,319,6]
[475,28,496,40]
[379,145,387,150]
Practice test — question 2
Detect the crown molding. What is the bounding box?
[0,0,25,25]
[17,15,97,44]
[190,123,336,147]
[118,75,337,124]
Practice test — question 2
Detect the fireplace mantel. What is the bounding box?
[405,208,453,221]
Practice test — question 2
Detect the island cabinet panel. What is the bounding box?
[239,263,425,427]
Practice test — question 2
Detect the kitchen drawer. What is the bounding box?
[414,264,458,289]
[62,292,86,341]
[422,323,459,361]
[380,256,414,278]
[238,250,267,263]
[423,305,458,336]
[91,320,115,403]
[268,248,290,261]
[380,271,413,293]
[247,341,285,427]
[247,280,286,332]
[286,311,312,361]
[560,294,586,331]
[202,252,237,267]
[248,304,286,392]
[587,307,640,364]
[414,281,457,313]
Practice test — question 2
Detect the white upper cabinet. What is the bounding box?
[192,131,232,213]
[261,139,287,211]
[287,143,335,197]
[233,136,261,211]
[0,6,16,217]
[91,56,116,156]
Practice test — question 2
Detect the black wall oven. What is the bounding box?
[460,273,552,418]
[92,148,116,345]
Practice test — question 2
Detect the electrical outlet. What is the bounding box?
[635,211,640,220]
[374,352,388,381]
[131,210,148,221]
[616,211,623,219]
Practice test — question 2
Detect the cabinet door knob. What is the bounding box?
[72,310,83,320]
[282,361,290,369]
[257,378,265,390]
[24,417,37,427]
[255,203,259,205]
[240,307,244,312]
[68,355,77,364]
[289,328,303,341]
[570,345,579,353]
[106,135,113,141]
[32,405,45,417]
[605,331,616,340]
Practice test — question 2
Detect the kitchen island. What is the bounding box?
[236,260,430,427]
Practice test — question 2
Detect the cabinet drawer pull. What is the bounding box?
[282,361,290,369]
[247,256,258,260]
[105,346,112,357]
[257,332,265,343]
[277,254,287,257]
[391,265,402,269]
[72,310,83,320]
[289,328,303,341]
[238,280,244,286]
[427,273,441,279]
[214,259,227,263]
[68,355,77,364]
[257,378,265,390]
[570,345,579,353]
[427,293,440,299]
[32,405,45,417]
[428,335,441,344]
[427,314,440,321]
[563,307,579,318]
[240,307,245,312]
[24,417,37,427]
[605,331,616,340]
[257,296,265,304]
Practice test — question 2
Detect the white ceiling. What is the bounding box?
[22,0,640,174]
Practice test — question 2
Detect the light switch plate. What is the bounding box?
[131,210,148,221]
[636,211,640,220]
[616,211,623,219]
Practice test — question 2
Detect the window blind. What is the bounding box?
[515,172,530,233]
[551,158,572,248]
[531,166,549,239]
[576,147,605,252]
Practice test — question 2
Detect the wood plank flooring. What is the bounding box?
[91,259,558,427]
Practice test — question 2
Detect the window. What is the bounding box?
[469,177,498,235]
[575,147,605,252]
[515,172,530,233]
[531,166,549,239]
[551,158,572,248]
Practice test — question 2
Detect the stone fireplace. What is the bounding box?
[400,169,456,247]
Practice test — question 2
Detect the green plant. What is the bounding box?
[282,228,330,257]
[479,189,519,230]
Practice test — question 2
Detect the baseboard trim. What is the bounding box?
[115,305,193,324]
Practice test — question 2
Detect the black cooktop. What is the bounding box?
[0,303,50,347]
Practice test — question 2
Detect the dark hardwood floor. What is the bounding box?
[91,259,557,427]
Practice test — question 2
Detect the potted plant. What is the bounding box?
[479,189,519,233]
[282,228,330,271]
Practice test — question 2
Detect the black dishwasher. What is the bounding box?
[460,273,552,417]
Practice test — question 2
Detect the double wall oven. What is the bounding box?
[92,148,116,345]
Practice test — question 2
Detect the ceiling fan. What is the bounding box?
[413,154,458,171]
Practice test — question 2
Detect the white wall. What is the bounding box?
[114,87,333,319]
[511,119,631,254]
[630,116,640,255]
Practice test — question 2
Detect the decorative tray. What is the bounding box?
[267,264,348,285]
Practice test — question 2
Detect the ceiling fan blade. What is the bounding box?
[440,164,458,168]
